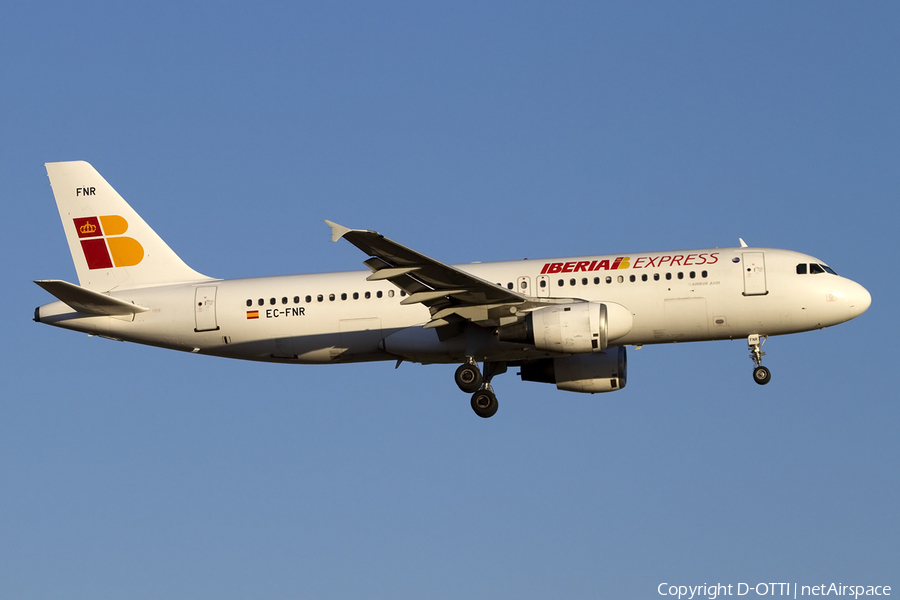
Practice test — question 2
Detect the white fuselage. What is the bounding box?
[36,246,870,366]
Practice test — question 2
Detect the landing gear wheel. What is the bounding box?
[753,365,771,385]
[471,388,499,418]
[455,363,483,393]
[748,335,771,386]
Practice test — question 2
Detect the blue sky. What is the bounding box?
[2,2,897,598]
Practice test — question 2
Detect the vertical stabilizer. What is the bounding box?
[45,161,212,291]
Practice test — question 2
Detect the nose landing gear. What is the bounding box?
[748,334,771,385]
[456,359,507,417]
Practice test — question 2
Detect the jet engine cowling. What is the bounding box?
[519,346,627,393]
[498,302,632,354]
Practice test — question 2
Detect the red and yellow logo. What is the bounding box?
[73,216,144,270]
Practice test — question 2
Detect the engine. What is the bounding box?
[498,302,632,353]
[519,346,627,393]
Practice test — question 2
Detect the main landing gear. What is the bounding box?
[455,358,506,418]
[454,359,482,393]
[748,334,771,385]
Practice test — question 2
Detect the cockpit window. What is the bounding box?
[798,262,838,275]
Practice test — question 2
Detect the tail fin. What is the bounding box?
[45,161,212,291]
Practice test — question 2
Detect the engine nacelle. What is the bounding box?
[519,346,627,393]
[498,302,632,354]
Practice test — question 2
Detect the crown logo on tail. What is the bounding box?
[73,215,144,269]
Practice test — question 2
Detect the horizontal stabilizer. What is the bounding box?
[34,280,149,316]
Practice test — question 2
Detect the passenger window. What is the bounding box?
[641,274,647,282]
[653,273,660,281]
[365,291,371,299]
[665,273,672,280]
[293,296,300,304]
[810,263,825,274]
[540,280,547,288]
[629,275,635,282]
[317,294,323,302]
[329,294,335,301]
[796,263,807,275]
[305,295,312,303]
[569,278,576,286]
[388,290,394,297]
[270,298,276,305]
[521,280,527,289]
[582,278,588,285]
[507,282,513,290]
[606,276,612,284]
[558,279,564,286]
[689,271,695,279]
[593,277,600,284]
[282,297,288,304]
[353,292,359,300]
[377,291,383,298]
[258,298,264,306]
[246,299,252,307]
[341,293,347,300]
[701,271,707,278]
[677,272,684,280]
[617,275,624,283]
[400,290,406,296]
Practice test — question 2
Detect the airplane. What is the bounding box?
[34,161,871,418]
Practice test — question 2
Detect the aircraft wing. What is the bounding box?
[326,221,573,329]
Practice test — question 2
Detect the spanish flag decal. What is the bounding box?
[247,310,259,319]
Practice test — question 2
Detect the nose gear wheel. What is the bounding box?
[748,334,770,385]
[753,365,771,385]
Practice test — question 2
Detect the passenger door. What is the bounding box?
[194,286,219,332]
[742,252,768,296]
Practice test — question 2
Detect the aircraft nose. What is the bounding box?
[848,281,871,319]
